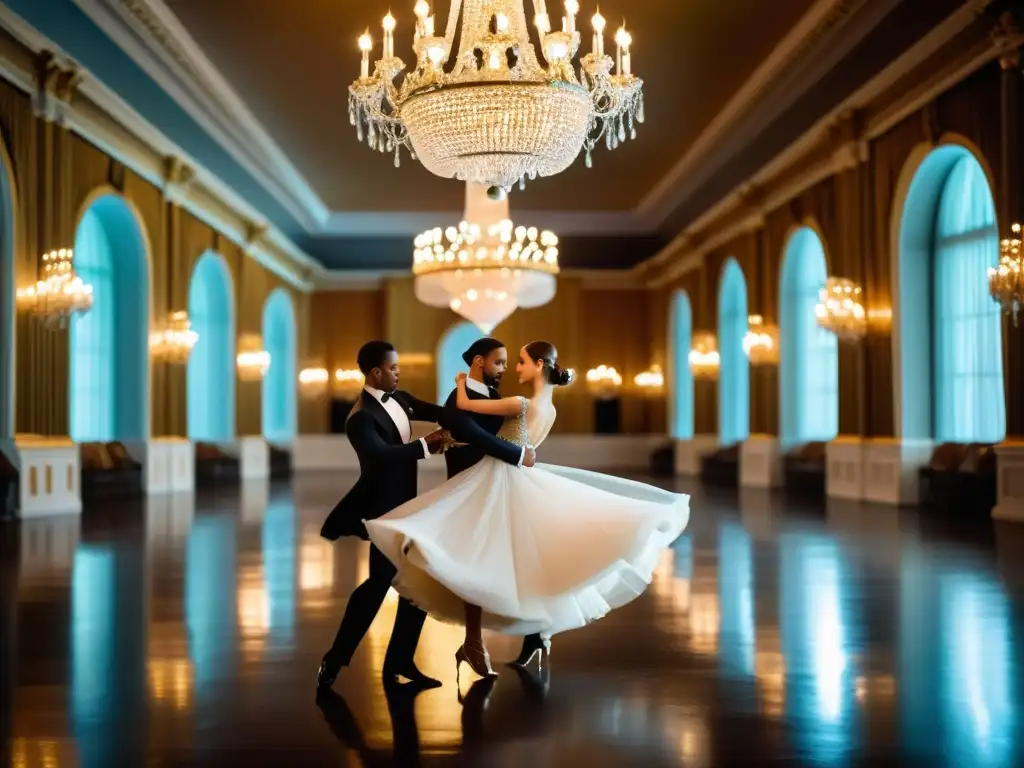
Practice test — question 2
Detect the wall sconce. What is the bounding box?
[149,311,199,365]
[398,352,434,367]
[816,277,866,342]
[689,332,720,380]
[634,365,664,395]
[742,315,779,365]
[16,248,93,329]
[586,365,622,399]
[298,366,330,399]
[237,334,271,381]
[333,368,365,399]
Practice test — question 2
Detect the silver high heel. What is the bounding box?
[510,635,551,668]
[455,643,496,684]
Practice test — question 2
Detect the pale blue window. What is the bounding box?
[262,288,297,443]
[718,259,749,445]
[188,251,235,441]
[898,147,1004,442]
[670,290,694,439]
[779,228,838,446]
[70,196,148,442]
[933,156,1004,443]
[436,321,481,404]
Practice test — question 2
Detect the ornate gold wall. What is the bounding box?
[649,57,1024,441]
[0,79,310,439]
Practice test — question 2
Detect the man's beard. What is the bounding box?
[483,371,502,390]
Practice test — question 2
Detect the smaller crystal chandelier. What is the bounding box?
[237,334,271,382]
[689,333,720,380]
[742,315,779,365]
[816,277,867,342]
[149,311,198,364]
[298,366,330,399]
[586,365,622,399]
[634,365,664,396]
[333,368,365,400]
[989,222,1022,326]
[15,248,93,329]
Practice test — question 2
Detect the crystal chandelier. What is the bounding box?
[15,248,93,329]
[816,277,866,342]
[237,334,271,382]
[349,0,644,192]
[689,333,720,380]
[585,364,621,398]
[634,365,664,394]
[414,182,558,332]
[742,315,779,365]
[989,222,1022,325]
[149,311,199,364]
[298,366,330,398]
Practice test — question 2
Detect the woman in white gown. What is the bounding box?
[364,340,690,678]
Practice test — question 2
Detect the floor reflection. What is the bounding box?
[2,476,1022,766]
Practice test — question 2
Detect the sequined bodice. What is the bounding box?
[496,397,531,447]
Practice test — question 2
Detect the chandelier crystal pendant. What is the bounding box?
[15,248,94,329]
[414,182,559,331]
[988,222,1022,326]
[816,277,867,342]
[349,0,644,192]
[149,311,199,364]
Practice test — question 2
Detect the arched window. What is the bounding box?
[897,147,1004,443]
[669,290,694,439]
[187,252,235,441]
[0,149,14,441]
[262,288,297,443]
[779,227,838,446]
[70,195,149,442]
[436,321,481,404]
[718,259,749,445]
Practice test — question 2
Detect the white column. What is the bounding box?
[674,435,718,476]
[826,436,866,500]
[861,438,932,506]
[237,436,269,480]
[14,436,82,517]
[993,441,1024,522]
[739,434,783,488]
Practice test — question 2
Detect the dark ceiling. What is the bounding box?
[165,0,818,214]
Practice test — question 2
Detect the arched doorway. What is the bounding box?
[187,251,235,441]
[895,145,1004,442]
[718,258,749,446]
[70,194,149,442]
[436,321,481,404]
[779,227,838,447]
[262,288,297,443]
[0,144,14,441]
[669,290,694,439]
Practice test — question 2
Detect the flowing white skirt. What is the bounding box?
[364,459,690,636]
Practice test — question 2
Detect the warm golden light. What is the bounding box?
[742,315,779,365]
[358,32,373,51]
[236,334,271,381]
[15,248,94,329]
[634,365,664,391]
[816,277,867,341]
[298,366,330,398]
[689,332,720,379]
[382,12,396,32]
[586,364,622,398]
[414,0,430,19]
[149,311,199,364]
[989,222,1022,325]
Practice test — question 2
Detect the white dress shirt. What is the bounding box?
[364,386,430,459]
[464,377,526,466]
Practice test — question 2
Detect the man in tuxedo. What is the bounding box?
[318,340,532,690]
[442,337,549,667]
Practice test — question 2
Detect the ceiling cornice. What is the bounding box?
[70,0,330,230]
[0,3,323,291]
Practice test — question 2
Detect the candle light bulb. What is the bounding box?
[382,12,396,32]
[414,0,430,19]
[564,0,579,14]
[592,10,606,32]
[358,32,373,51]
[495,12,510,33]
[615,26,631,50]
[535,12,551,33]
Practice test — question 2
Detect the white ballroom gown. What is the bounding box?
[364,395,690,637]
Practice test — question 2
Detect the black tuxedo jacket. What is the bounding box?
[443,384,519,479]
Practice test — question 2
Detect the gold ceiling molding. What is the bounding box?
[0,2,321,292]
[31,50,80,124]
[636,0,1009,288]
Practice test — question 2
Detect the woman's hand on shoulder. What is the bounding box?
[455,372,467,387]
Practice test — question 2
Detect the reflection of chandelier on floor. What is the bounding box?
[15,248,93,329]
[349,0,644,192]
[989,222,1022,325]
[414,183,558,332]
[149,311,199,364]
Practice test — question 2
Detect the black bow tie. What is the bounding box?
[381,391,393,403]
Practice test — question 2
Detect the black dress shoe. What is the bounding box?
[317,655,344,689]
[382,663,442,689]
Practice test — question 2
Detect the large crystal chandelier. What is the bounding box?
[414,182,558,332]
[989,222,1022,325]
[15,248,93,329]
[816,277,867,342]
[349,0,644,192]
[149,311,199,364]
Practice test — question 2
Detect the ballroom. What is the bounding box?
[0,0,1022,765]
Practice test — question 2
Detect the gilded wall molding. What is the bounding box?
[31,52,80,125]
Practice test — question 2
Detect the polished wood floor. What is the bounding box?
[2,473,1023,767]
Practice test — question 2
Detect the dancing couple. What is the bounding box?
[317,336,690,690]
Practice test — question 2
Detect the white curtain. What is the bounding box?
[70,209,115,442]
[933,156,1005,443]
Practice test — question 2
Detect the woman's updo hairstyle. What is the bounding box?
[524,340,575,387]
